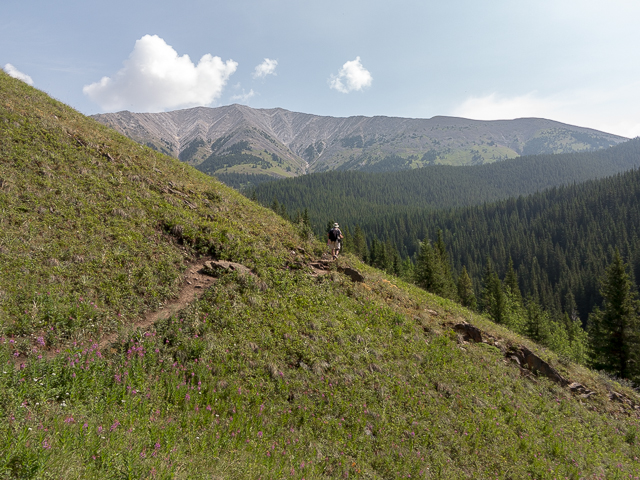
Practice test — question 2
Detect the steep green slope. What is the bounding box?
[253,139,640,235]
[0,73,308,343]
[2,72,640,479]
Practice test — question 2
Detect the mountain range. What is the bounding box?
[92,105,627,187]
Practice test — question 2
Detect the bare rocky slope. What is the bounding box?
[92,104,627,186]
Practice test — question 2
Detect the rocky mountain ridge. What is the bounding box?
[92,104,628,187]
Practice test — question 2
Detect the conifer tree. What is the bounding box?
[481,259,494,312]
[434,230,451,274]
[400,257,415,282]
[482,259,506,324]
[588,250,640,380]
[351,225,368,261]
[457,266,477,310]
[525,300,551,344]
[561,312,589,364]
[341,225,352,254]
[369,238,390,270]
[564,292,579,324]
[386,239,401,275]
[414,240,435,285]
[368,238,379,267]
[504,257,522,304]
[434,230,457,299]
[488,272,506,324]
[415,234,456,300]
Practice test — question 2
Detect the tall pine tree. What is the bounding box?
[588,249,640,380]
[504,257,522,304]
[482,258,506,324]
[351,225,368,261]
[414,233,456,300]
[457,266,477,310]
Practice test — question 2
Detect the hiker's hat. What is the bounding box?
[333,223,339,228]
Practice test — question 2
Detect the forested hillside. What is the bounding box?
[255,165,640,383]
[395,168,640,323]
[257,142,640,359]
[253,138,640,235]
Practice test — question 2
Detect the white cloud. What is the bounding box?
[252,58,277,79]
[231,89,256,103]
[3,64,34,85]
[452,92,560,121]
[329,56,372,93]
[452,89,640,138]
[83,35,238,112]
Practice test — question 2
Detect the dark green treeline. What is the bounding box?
[380,167,640,326]
[252,138,640,240]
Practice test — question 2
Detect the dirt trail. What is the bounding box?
[99,254,339,349]
[13,255,337,364]
[95,257,215,351]
[8,258,217,365]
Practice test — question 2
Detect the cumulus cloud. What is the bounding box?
[452,92,561,121]
[252,58,277,79]
[452,89,640,138]
[231,89,256,103]
[329,57,372,93]
[3,64,34,85]
[83,35,238,112]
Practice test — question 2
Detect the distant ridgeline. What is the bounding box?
[256,138,640,323]
[92,106,626,190]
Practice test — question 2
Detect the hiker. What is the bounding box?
[327,223,343,259]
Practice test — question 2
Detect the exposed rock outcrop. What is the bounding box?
[454,322,573,391]
[337,266,365,283]
[507,345,569,387]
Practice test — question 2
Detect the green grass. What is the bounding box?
[2,266,640,478]
[0,71,312,346]
[2,71,640,478]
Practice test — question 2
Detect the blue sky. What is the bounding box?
[3,0,640,137]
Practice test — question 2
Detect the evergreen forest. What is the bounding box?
[252,138,640,232]
[331,167,640,319]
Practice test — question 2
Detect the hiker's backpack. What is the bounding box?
[328,228,340,241]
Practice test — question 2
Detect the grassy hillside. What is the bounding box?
[0,73,310,345]
[2,72,640,479]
